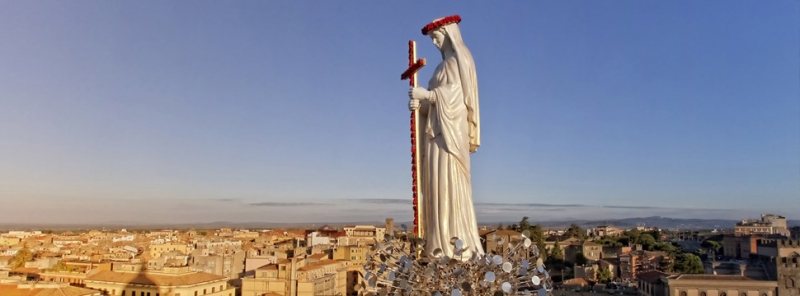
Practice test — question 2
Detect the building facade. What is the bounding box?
[84,267,234,296]
[735,214,788,236]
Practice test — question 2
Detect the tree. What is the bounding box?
[595,237,623,247]
[575,252,588,266]
[537,240,548,262]
[647,229,662,242]
[497,223,504,230]
[566,224,586,239]
[518,217,532,232]
[530,224,545,241]
[11,246,33,269]
[623,229,641,245]
[701,240,721,251]
[638,233,656,250]
[653,242,678,253]
[673,253,705,274]
[659,256,674,273]
[550,240,564,262]
[596,267,614,283]
[49,260,79,272]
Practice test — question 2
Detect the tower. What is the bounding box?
[386,218,394,236]
[776,239,800,295]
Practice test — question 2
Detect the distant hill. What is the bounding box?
[1,216,797,231]
[484,216,800,230]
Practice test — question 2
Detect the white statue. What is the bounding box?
[407,15,484,259]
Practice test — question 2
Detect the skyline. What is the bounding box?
[1,1,799,224]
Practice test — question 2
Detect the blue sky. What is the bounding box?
[0,1,798,224]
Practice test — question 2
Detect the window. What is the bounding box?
[680,292,687,296]
[720,293,727,296]
[788,277,796,288]
[133,292,137,296]
[204,289,207,294]
[700,292,707,296]
[212,288,215,293]
[113,290,116,295]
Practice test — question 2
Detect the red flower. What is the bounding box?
[421,14,462,35]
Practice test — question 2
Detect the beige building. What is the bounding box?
[591,225,622,238]
[564,240,603,264]
[149,244,189,259]
[296,260,348,296]
[637,271,777,296]
[735,214,788,236]
[480,230,524,256]
[543,236,580,253]
[339,226,385,246]
[0,237,22,246]
[597,258,620,280]
[573,264,597,281]
[242,257,349,296]
[332,246,369,265]
[84,267,234,296]
[722,235,760,259]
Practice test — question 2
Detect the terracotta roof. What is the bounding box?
[11,268,41,274]
[673,274,754,281]
[481,230,521,237]
[637,270,669,284]
[562,277,588,286]
[0,284,100,296]
[85,270,225,286]
[308,253,327,259]
[297,260,339,272]
[276,259,291,264]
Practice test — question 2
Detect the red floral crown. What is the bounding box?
[421,15,462,35]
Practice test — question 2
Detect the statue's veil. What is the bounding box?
[442,23,480,153]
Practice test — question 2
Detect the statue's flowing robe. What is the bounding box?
[420,54,484,259]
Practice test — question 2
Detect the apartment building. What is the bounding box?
[241,257,349,296]
[735,214,789,236]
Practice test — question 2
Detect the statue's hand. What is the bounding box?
[408,87,431,101]
[409,98,420,111]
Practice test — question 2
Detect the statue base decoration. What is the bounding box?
[358,229,554,296]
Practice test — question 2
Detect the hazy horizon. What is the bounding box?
[1,1,798,224]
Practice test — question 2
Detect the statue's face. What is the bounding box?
[430,29,446,50]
